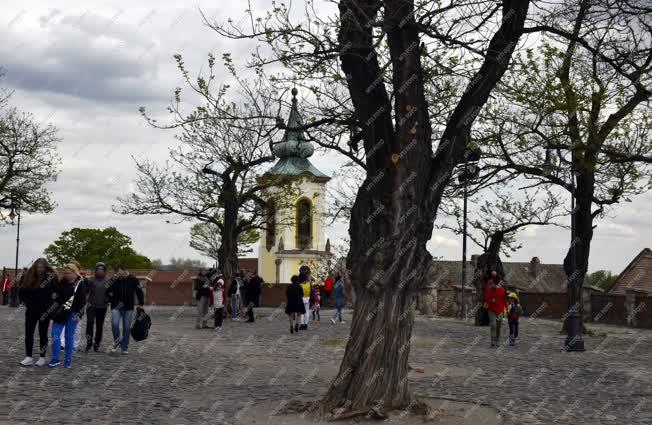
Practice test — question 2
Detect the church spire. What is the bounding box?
[273,88,315,159]
[265,88,330,181]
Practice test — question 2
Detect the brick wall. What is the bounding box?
[145,280,193,306]
[519,292,567,319]
[591,293,626,326]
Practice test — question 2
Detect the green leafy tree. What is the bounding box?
[585,270,618,291]
[44,227,152,269]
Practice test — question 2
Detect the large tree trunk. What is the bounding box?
[562,170,594,334]
[218,181,240,285]
[472,232,505,326]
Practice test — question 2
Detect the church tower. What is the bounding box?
[257,88,332,283]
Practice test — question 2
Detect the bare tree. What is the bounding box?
[439,185,566,323]
[0,104,61,220]
[116,55,295,284]
[478,0,652,342]
[189,221,258,264]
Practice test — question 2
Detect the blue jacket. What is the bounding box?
[334,279,345,307]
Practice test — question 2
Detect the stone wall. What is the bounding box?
[416,285,652,329]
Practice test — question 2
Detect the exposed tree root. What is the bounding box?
[274,397,437,422]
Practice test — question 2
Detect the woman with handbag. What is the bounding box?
[48,263,86,368]
[18,258,57,367]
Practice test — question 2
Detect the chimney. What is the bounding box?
[530,257,541,278]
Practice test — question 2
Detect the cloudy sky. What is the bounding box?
[1,1,650,274]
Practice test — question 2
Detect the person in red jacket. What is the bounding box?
[483,273,507,347]
[322,274,334,306]
[2,267,12,305]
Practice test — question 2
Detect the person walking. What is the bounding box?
[311,280,321,322]
[228,273,243,320]
[212,273,226,330]
[2,268,11,305]
[298,273,311,330]
[507,292,523,346]
[106,265,145,354]
[18,258,57,367]
[245,271,263,323]
[285,275,305,334]
[484,273,508,347]
[49,264,86,368]
[322,274,334,307]
[84,262,110,352]
[194,269,211,329]
[331,273,346,324]
[10,267,27,307]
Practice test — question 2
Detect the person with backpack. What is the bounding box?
[285,275,305,334]
[483,273,508,347]
[331,273,346,324]
[49,264,86,368]
[18,258,57,367]
[84,262,110,352]
[106,265,145,354]
[507,292,523,346]
[194,269,211,329]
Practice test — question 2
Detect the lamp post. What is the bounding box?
[458,147,481,320]
[8,205,21,307]
[556,147,584,352]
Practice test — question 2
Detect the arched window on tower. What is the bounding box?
[265,201,277,252]
[296,198,312,250]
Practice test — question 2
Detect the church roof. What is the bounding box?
[266,88,329,181]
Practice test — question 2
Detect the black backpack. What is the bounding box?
[131,309,151,341]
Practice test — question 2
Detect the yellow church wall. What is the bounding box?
[257,177,329,284]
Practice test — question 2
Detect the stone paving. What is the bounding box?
[1,305,651,424]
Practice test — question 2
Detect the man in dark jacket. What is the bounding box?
[106,265,144,354]
[85,262,110,352]
[245,271,263,323]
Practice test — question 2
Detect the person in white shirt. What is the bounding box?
[212,275,225,330]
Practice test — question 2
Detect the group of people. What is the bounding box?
[482,270,523,347]
[193,268,263,329]
[15,258,145,369]
[1,266,25,307]
[285,266,345,334]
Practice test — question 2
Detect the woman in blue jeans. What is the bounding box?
[49,264,86,368]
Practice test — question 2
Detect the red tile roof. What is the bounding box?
[610,248,652,295]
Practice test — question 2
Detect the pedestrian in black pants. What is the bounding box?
[245,271,263,322]
[19,258,57,367]
[85,262,110,352]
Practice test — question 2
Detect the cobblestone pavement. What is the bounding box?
[1,305,651,424]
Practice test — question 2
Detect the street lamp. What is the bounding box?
[8,204,21,307]
[458,147,481,320]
